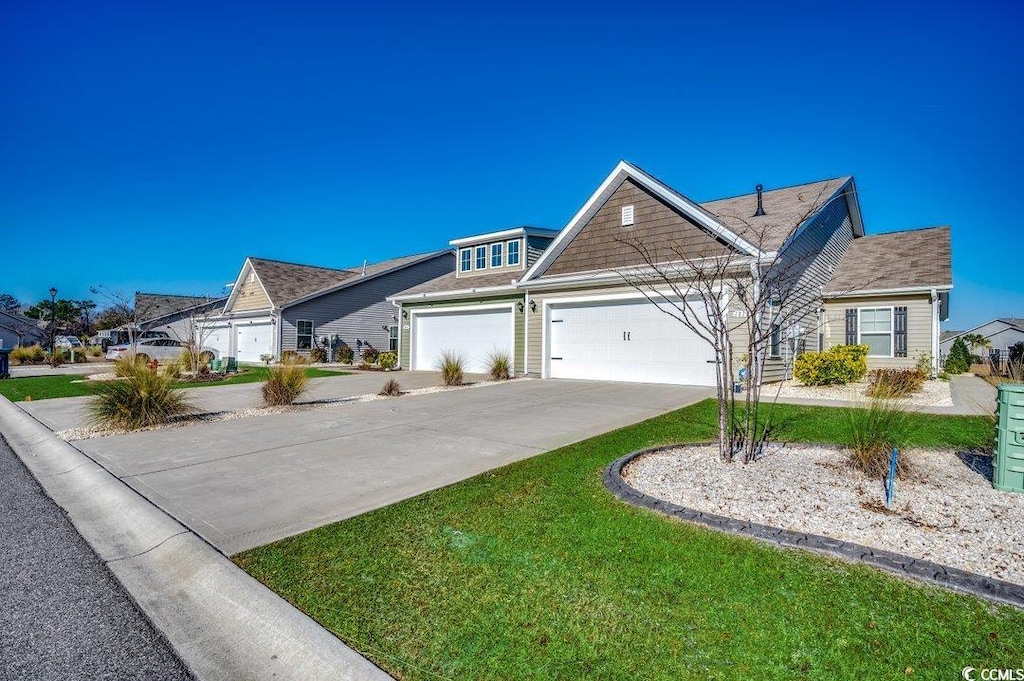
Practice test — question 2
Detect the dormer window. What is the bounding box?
[621,204,635,226]
[506,239,520,266]
[475,245,487,269]
[459,248,472,272]
[491,243,503,268]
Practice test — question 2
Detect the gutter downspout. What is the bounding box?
[391,299,404,369]
[930,288,940,376]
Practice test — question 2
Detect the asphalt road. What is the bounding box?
[0,436,193,680]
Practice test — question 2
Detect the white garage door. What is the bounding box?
[412,308,513,374]
[200,325,232,359]
[547,297,717,386]
[236,323,274,364]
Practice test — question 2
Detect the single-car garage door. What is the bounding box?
[546,297,717,386]
[236,323,274,364]
[199,324,232,359]
[412,307,513,374]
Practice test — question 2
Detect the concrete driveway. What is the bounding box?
[20,375,710,554]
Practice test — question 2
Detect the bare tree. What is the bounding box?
[90,285,139,350]
[615,185,859,463]
[167,305,221,376]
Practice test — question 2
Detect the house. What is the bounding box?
[391,161,953,385]
[203,251,452,363]
[940,318,1024,364]
[389,227,559,373]
[136,292,229,342]
[0,310,45,348]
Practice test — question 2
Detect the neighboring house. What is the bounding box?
[136,292,228,342]
[389,227,560,373]
[0,310,45,348]
[203,251,453,363]
[940,318,1024,364]
[391,161,953,385]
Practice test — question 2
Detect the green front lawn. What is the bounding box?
[236,401,1020,680]
[0,367,349,402]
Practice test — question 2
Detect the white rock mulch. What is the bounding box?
[56,377,530,442]
[770,378,953,407]
[624,444,1024,585]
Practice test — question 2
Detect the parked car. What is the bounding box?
[105,338,219,364]
[54,335,83,349]
[92,328,170,352]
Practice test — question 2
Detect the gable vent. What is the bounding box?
[621,204,635,226]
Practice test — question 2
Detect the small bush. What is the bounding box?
[358,361,373,370]
[437,350,464,386]
[280,350,307,365]
[309,347,328,363]
[362,347,380,364]
[87,345,104,357]
[338,345,354,364]
[377,351,398,370]
[792,344,869,386]
[47,350,65,368]
[867,368,927,398]
[11,345,46,365]
[379,378,401,397]
[162,358,182,380]
[914,352,933,375]
[844,398,914,479]
[261,362,309,406]
[487,351,511,380]
[89,361,192,430]
[944,337,971,374]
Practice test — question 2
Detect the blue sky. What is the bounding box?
[1,0,1020,329]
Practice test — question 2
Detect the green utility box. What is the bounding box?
[994,383,1024,494]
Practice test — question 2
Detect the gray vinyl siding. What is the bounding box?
[764,184,855,381]
[940,321,1024,361]
[280,254,453,355]
[0,311,44,348]
[526,236,553,267]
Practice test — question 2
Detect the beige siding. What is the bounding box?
[399,294,526,373]
[542,179,732,278]
[823,294,934,370]
[230,277,271,312]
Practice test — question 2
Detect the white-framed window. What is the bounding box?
[475,245,487,270]
[459,248,472,273]
[507,239,521,266]
[491,242,503,268]
[388,324,398,353]
[859,307,893,357]
[297,320,313,350]
[769,324,782,358]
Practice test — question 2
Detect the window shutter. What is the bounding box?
[894,306,908,357]
[845,309,857,345]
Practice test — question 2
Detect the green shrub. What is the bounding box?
[309,347,328,363]
[113,355,146,377]
[792,344,868,386]
[261,361,309,406]
[89,360,193,430]
[844,398,914,479]
[338,345,354,364]
[487,351,511,380]
[867,368,927,398]
[379,378,401,396]
[377,351,398,370]
[47,350,65,368]
[944,337,971,374]
[362,347,380,364]
[437,351,464,386]
[11,345,45,365]
[358,361,373,371]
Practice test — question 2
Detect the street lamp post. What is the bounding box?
[49,287,57,355]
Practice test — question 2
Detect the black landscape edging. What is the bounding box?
[605,446,1024,610]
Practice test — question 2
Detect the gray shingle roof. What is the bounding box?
[823,226,952,295]
[998,318,1024,330]
[135,293,219,322]
[698,177,851,252]
[249,251,446,307]
[392,270,520,298]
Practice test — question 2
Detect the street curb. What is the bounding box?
[605,446,1024,610]
[0,395,393,681]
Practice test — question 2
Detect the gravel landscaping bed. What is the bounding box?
[771,378,953,407]
[624,444,1024,585]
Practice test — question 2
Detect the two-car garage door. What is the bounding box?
[547,297,717,386]
[412,307,513,374]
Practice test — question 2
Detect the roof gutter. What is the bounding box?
[823,284,953,298]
